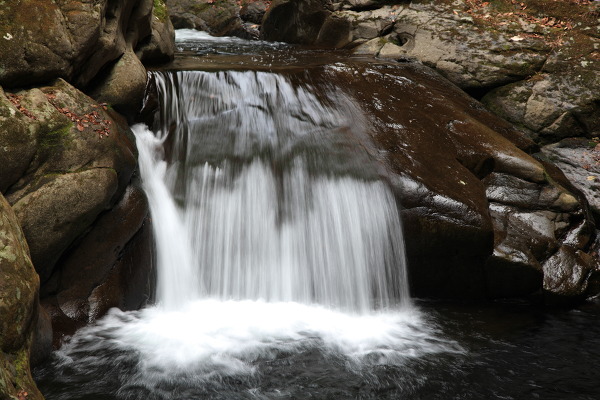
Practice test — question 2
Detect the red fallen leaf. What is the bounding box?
[76,123,84,132]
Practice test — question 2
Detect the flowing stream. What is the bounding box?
[34,30,600,400]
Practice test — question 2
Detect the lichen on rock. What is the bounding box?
[0,193,43,400]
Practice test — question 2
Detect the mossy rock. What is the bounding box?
[0,193,43,400]
[3,79,136,283]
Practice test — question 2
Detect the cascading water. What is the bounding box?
[141,70,408,312]
[34,45,461,400]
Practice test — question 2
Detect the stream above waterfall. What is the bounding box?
[33,30,600,400]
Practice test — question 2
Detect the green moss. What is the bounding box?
[192,2,212,14]
[40,122,72,148]
[12,346,32,390]
[153,0,168,21]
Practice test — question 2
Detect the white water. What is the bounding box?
[50,69,461,391]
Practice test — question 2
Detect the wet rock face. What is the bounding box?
[541,138,600,220]
[0,194,43,400]
[298,61,597,302]
[0,0,175,94]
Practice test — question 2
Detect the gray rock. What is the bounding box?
[483,71,600,143]
[90,48,149,116]
[542,138,600,217]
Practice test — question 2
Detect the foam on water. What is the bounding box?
[175,29,249,43]
[55,300,460,383]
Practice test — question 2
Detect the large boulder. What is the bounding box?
[0,77,155,359]
[0,0,174,102]
[297,60,597,302]
[2,79,137,286]
[0,194,43,400]
[136,0,177,65]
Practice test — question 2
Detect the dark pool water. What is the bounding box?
[34,300,600,400]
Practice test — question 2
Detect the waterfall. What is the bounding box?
[37,58,461,400]
[135,70,410,312]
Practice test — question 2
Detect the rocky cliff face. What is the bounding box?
[0,1,172,398]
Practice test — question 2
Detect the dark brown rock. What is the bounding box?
[53,185,150,324]
[240,1,269,25]
[261,0,332,44]
[543,245,595,305]
[30,306,53,367]
[297,60,596,301]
